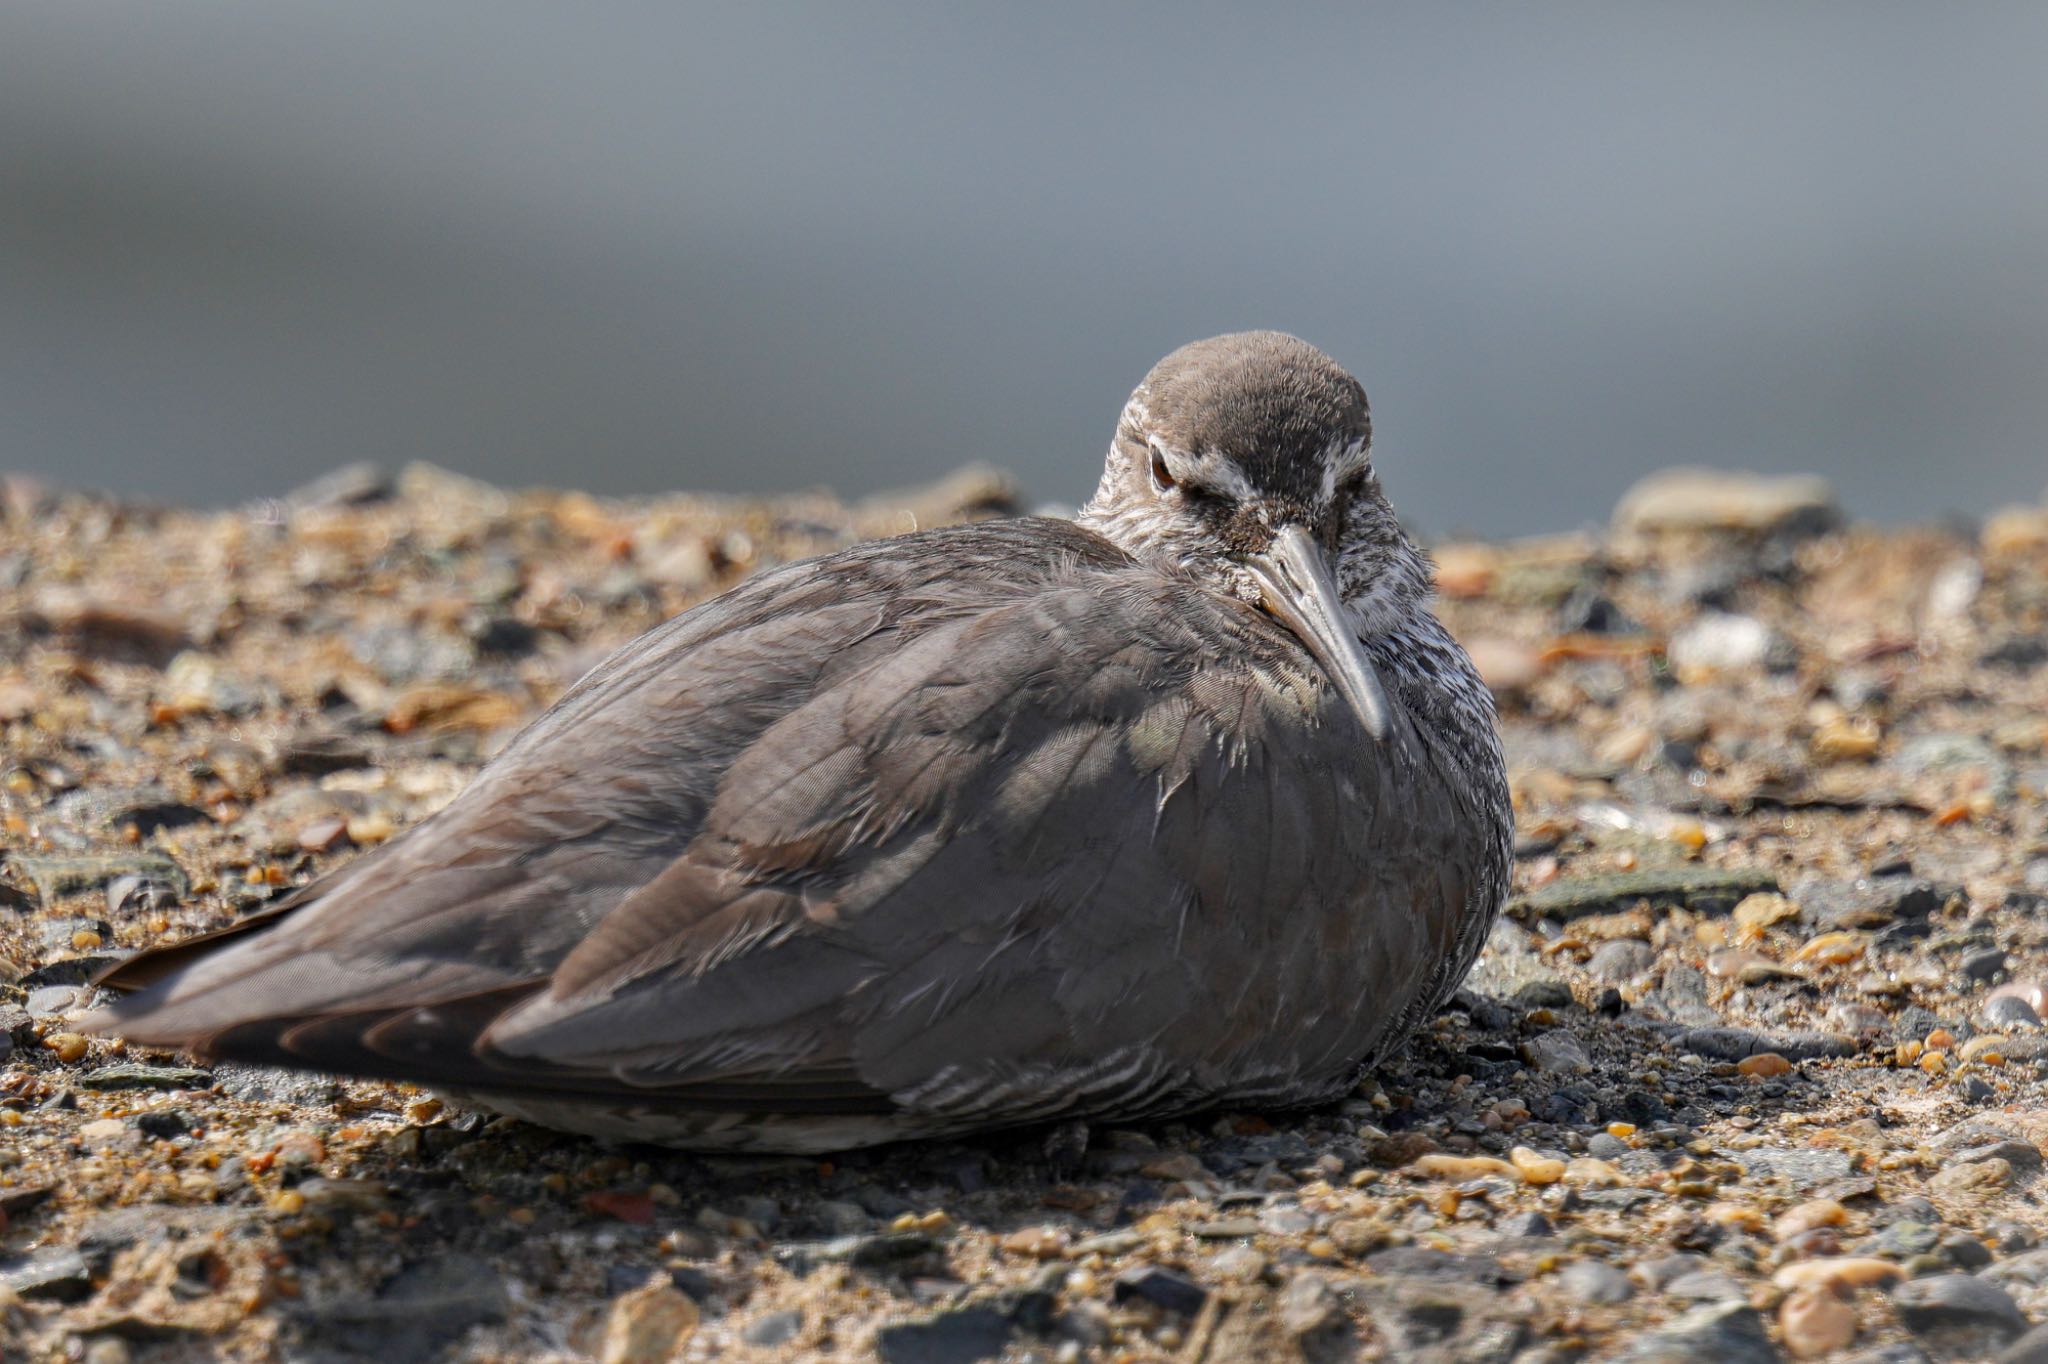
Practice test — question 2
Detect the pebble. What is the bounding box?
[1615,1301,1784,1364]
[1521,1029,1593,1073]
[1780,1285,1859,1358]
[1559,1258,1634,1304]
[874,1306,1014,1364]
[1613,468,1838,538]
[1774,1200,1849,1242]
[1774,1258,1902,1292]
[1669,612,1776,674]
[1983,995,2043,1029]
[1112,1265,1207,1316]
[598,1283,699,1364]
[1890,1273,2028,1346]
[740,1310,803,1348]
[1589,938,1658,982]
[1277,1271,1341,1336]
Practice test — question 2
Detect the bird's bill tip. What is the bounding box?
[1252,526,1391,741]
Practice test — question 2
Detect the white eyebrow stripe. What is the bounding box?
[1318,436,1373,502]
[1157,444,1256,499]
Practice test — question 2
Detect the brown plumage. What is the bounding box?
[86,332,1511,1151]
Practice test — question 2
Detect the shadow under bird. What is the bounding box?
[86,332,1512,1152]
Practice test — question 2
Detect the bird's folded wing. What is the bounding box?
[92,521,1439,1120]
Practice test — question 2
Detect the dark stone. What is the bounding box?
[76,1063,214,1092]
[294,1253,508,1356]
[1998,1323,2048,1364]
[1616,1302,1782,1363]
[1964,948,2010,982]
[1363,1246,1511,1286]
[1965,1077,1998,1103]
[1892,1273,2028,1345]
[1985,996,2043,1030]
[470,616,539,657]
[1677,1028,1855,1062]
[0,1249,93,1302]
[136,1109,191,1141]
[18,954,127,988]
[1982,636,2048,670]
[1595,986,1627,1016]
[1112,1265,1207,1316]
[875,1306,1015,1364]
[1957,1139,2043,1171]
[1556,584,1640,636]
[1511,980,1576,1009]
[1942,1234,1995,1270]
[1509,867,1777,922]
[1499,1211,1553,1238]
[666,1265,718,1301]
[278,732,375,775]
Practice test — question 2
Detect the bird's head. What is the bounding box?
[1081,331,1432,740]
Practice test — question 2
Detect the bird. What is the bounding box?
[86,331,1512,1153]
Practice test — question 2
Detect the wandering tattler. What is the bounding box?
[87,332,1512,1151]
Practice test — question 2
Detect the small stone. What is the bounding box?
[1739,1052,1793,1078]
[1774,1200,1848,1242]
[297,818,351,853]
[1112,1265,1207,1316]
[1670,613,1776,675]
[875,1306,1014,1364]
[1964,948,2010,982]
[1613,467,1837,539]
[1781,1285,1859,1359]
[43,1032,89,1064]
[0,1249,93,1303]
[1615,1301,1782,1364]
[1278,1271,1341,1337]
[1772,1259,1904,1293]
[1983,995,2043,1030]
[1998,1324,2048,1364]
[1408,1154,1519,1182]
[75,1063,213,1092]
[1559,1259,1633,1304]
[1891,1273,2028,1346]
[1209,1245,1267,1282]
[741,1310,803,1348]
[1509,1147,1566,1185]
[1522,1029,1592,1074]
[75,1118,139,1154]
[1932,1159,2012,1193]
[1000,1227,1068,1259]
[1708,949,1795,984]
[599,1283,699,1364]
[1589,938,1657,982]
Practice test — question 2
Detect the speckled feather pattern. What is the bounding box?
[89,332,1512,1150]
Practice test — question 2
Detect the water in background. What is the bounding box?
[4,5,2046,538]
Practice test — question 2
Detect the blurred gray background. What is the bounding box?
[4,4,2045,537]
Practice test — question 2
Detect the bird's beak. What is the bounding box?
[1250,525,1392,741]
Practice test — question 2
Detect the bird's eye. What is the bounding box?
[1147,447,1177,492]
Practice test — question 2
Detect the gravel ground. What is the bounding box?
[2,461,2047,1363]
